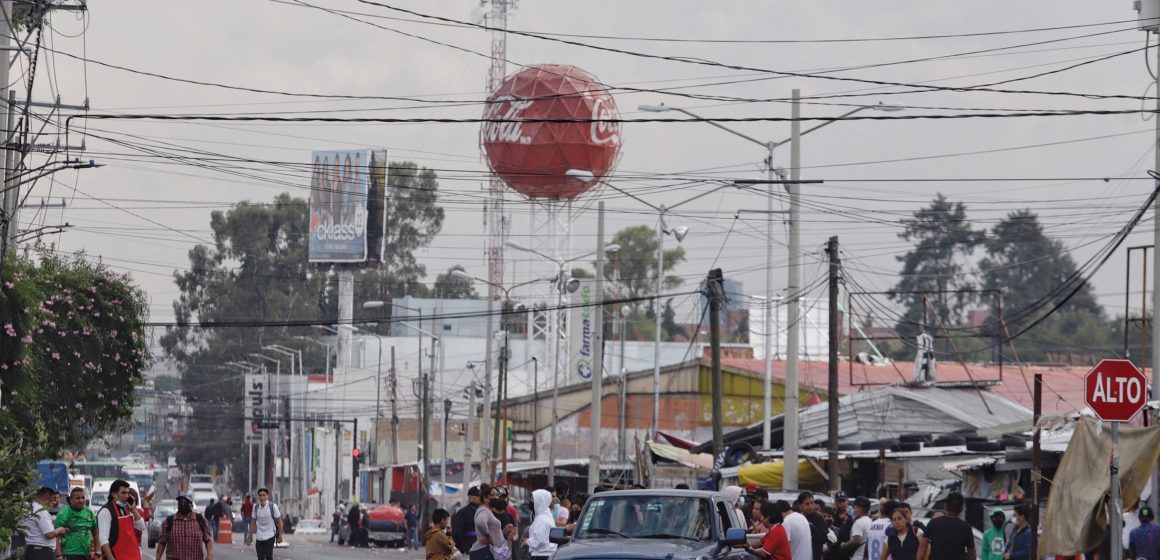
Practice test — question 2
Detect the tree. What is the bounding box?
[353,162,444,330]
[432,265,478,299]
[891,195,983,343]
[979,210,1112,361]
[606,225,686,310]
[570,267,593,279]
[161,194,332,479]
[0,250,149,548]
[660,298,687,340]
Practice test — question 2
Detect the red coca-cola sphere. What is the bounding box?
[482,64,622,200]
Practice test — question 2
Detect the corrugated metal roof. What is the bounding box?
[691,385,1032,454]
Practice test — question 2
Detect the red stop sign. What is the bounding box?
[1084,359,1148,422]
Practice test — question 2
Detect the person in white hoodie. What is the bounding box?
[527,489,558,560]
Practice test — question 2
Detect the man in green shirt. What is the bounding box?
[982,508,1007,560]
[55,487,98,560]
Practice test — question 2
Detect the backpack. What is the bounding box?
[164,513,212,541]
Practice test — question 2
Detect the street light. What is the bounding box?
[640,95,904,489]
[504,240,621,486]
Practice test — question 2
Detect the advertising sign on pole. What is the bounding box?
[570,280,594,381]
[308,149,388,264]
[244,373,266,445]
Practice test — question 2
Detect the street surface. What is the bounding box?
[141,534,425,560]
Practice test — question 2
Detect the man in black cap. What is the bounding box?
[832,492,851,533]
[835,497,872,560]
[452,486,482,554]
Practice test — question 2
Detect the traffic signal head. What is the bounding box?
[352,448,362,462]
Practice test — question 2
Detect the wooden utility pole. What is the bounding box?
[1031,373,1042,559]
[826,236,840,492]
[708,268,725,458]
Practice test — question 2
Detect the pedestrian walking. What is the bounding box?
[20,487,70,560]
[241,495,254,544]
[249,488,283,560]
[745,501,790,560]
[472,490,515,560]
[452,487,482,554]
[425,508,455,560]
[526,490,557,560]
[1128,506,1160,560]
[921,492,975,560]
[878,509,918,560]
[98,479,146,560]
[782,495,814,560]
[865,500,897,560]
[204,499,220,541]
[982,509,1007,560]
[54,487,98,560]
[1004,503,1032,560]
[407,503,420,550]
[330,503,343,543]
[156,493,213,560]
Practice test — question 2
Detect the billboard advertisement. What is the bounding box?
[243,373,266,445]
[308,149,388,264]
[569,281,596,382]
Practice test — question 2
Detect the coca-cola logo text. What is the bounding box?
[482,96,534,145]
[589,94,621,146]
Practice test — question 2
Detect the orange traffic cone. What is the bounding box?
[217,518,233,544]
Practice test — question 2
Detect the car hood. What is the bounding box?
[554,537,719,560]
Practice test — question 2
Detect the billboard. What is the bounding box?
[308,149,388,263]
[243,373,266,445]
[569,281,596,382]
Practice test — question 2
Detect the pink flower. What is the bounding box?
[21,335,31,343]
[111,399,119,406]
[51,352,60,360]
[3,324,14,337]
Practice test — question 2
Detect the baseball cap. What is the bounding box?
[853,496,871,509]
[834,492,848,502]
[177,493,193,502]
[990,508,1005,518]
[745,483,759,493]
[1140,506,1155,520]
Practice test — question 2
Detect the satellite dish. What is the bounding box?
[470,7,485,25]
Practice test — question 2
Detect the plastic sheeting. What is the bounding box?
[737,459,826,489]
[1040,417,1160,555]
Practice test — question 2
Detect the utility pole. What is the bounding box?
[424,348,435,529]
[390,346,398,465]
[463,381,476,492]
[442,398,450,507]
[825,237,840,492]
[419,369,430,531]
[708,268,725,458]
[1031,373,1042,560]
[333,421,341,507]
[492,344,506,475]
[587,201,606,493]
[784,89,803,490]
[1153,17,1160,516]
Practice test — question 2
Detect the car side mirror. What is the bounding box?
[722,527,747,546]
[549,527,570,545]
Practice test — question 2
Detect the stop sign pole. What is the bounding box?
[1084,359,1148,560]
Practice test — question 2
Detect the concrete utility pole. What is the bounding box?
[390,346,398,465]
[463,381,476,492]
[825,237,840,492]
[587,201,606,493]
[784,89,803,490]
[708,269,725,458]
[1153,19,1160,516]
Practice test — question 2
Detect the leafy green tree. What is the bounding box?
[660,298,687,340]
[0,250,149,548]
[570,267,593,279]
[606,225,686,311]
[432,265,478,299]
[891,195,983,344]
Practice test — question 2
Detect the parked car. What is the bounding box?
[294,519,328,535]
[191,491,215,514]
[549,489,749,560]
[366,504,406,548]
[147,500,178,549]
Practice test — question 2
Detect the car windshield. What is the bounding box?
[575,495,712,541]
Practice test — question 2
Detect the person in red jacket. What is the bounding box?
[747,501,791,560]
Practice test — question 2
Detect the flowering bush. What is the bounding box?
[0,251,149,548]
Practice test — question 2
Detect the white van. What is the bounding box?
[89,479,140,513]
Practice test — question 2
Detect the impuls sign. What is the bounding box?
[1083,358,1147,422]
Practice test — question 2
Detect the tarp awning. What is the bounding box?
[737,459,827,489]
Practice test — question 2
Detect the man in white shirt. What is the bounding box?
[865,500,899,560]
[21,487,69,560]
[97,480,146,560]
[249,488,282,560]
[838,497,873,560]
[781,500,814,560]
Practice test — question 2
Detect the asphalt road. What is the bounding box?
[141,534,425,560]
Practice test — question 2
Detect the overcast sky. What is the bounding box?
[21,0,1160,333]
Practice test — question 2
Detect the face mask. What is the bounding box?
[116,500,128,507]
[993,519,1004,529]
[179,502,193,514]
